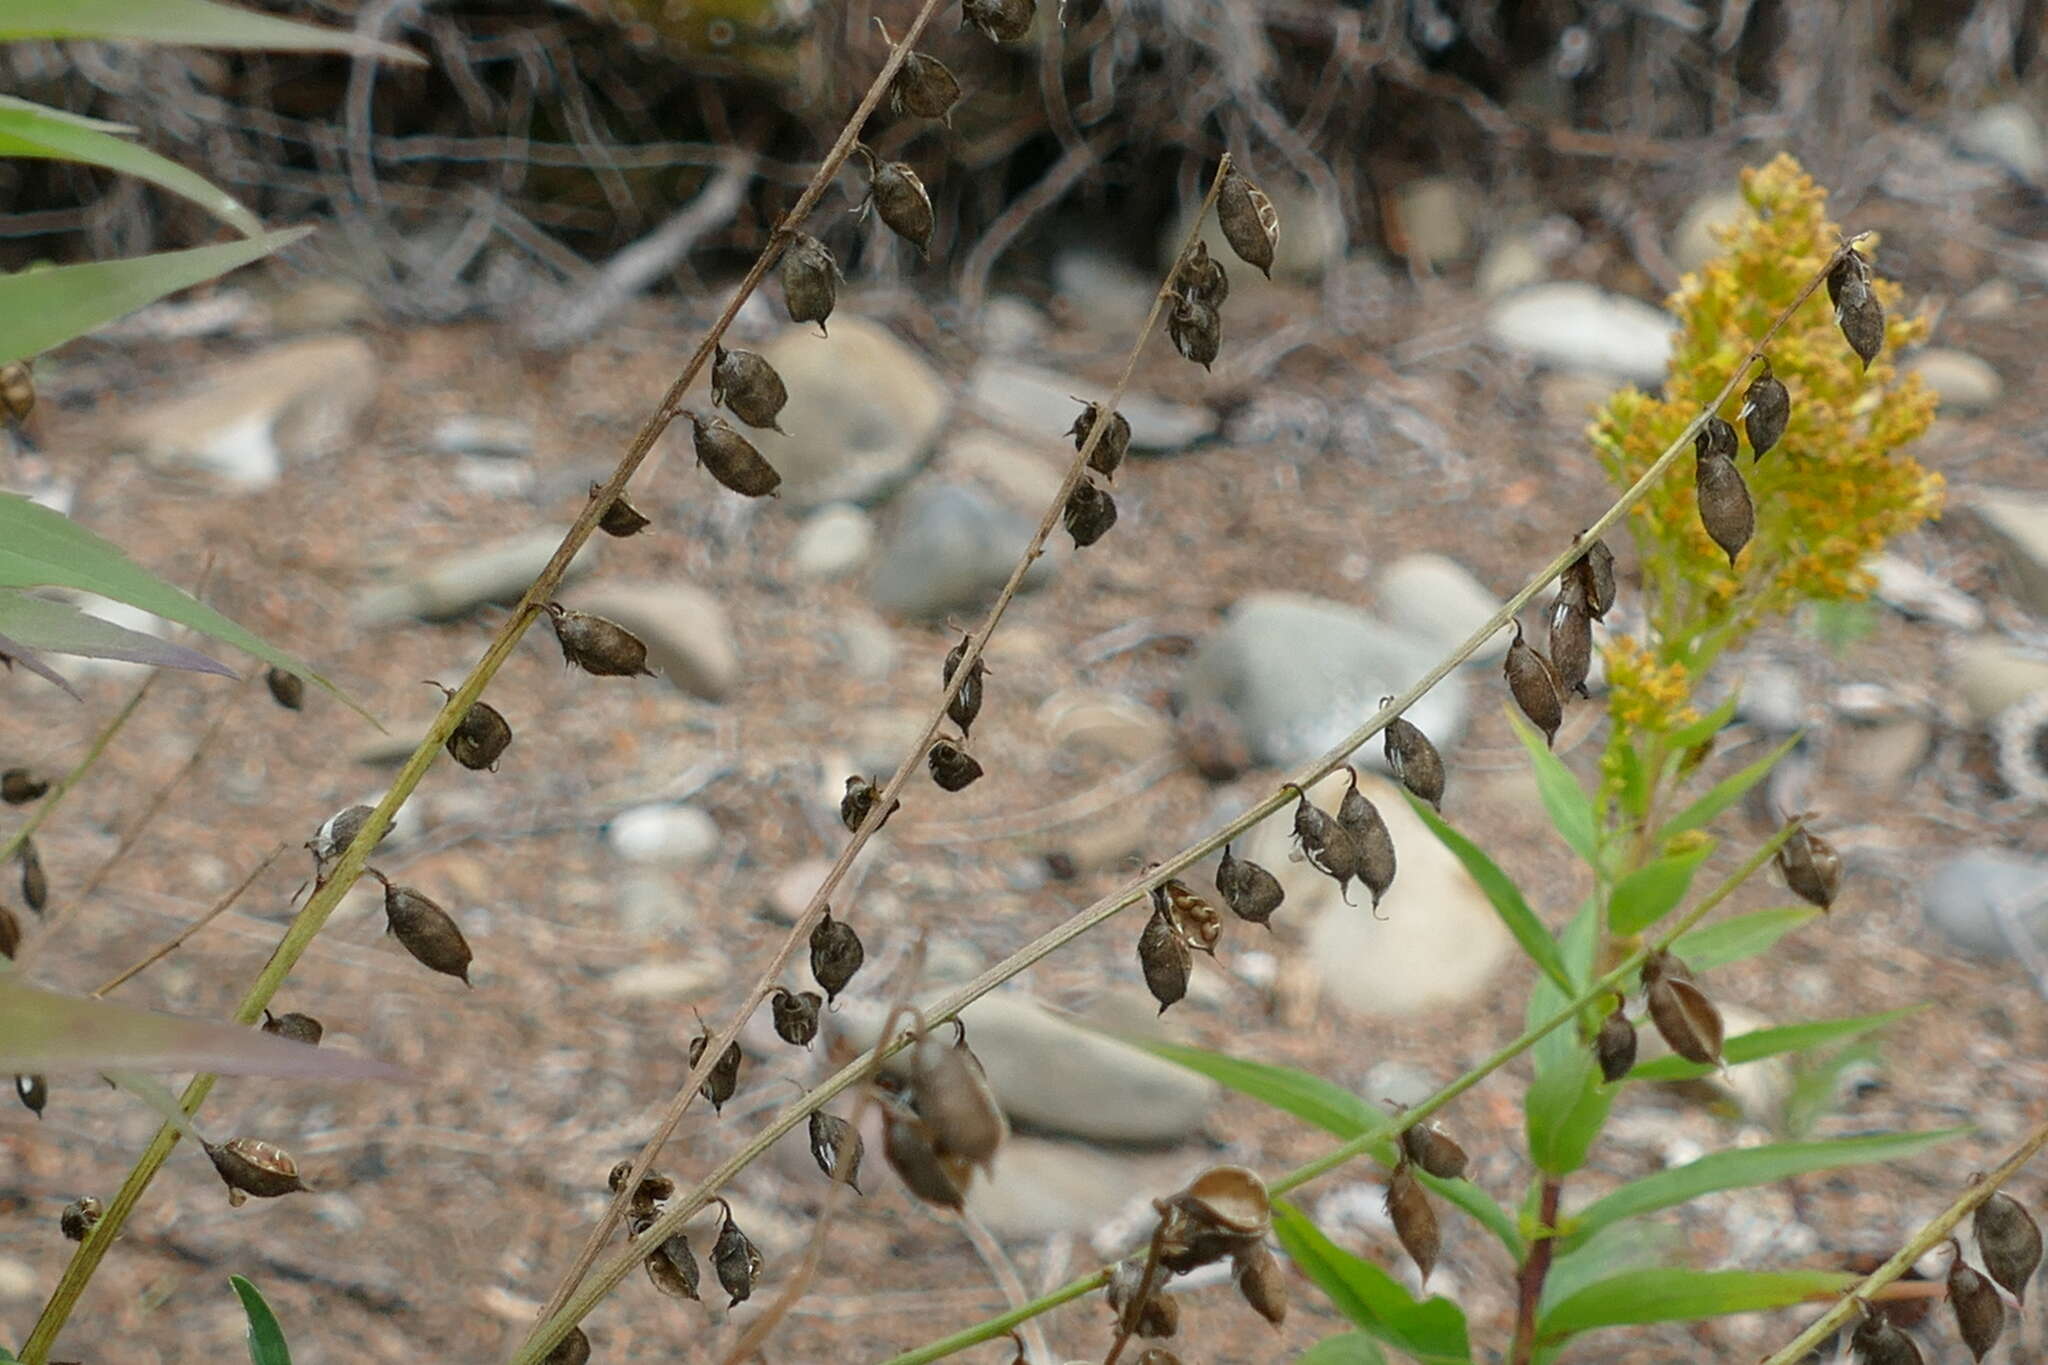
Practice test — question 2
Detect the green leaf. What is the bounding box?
[1529,898,1600,1076]
[1540,1218,1680,1316]
[1506,709,1599,865]
[1606,839,1715,936]
[1406,795,1574,998]
[0,494,368,720]
[0,228,307,366]
[1538,1267,1857,1340]
[0,590,234,675]
[1612,740,1649,821]
[1662,691,1741,755]
[1524,1041,1614,1178]
[1670,906,1821,972]
[0,0,421,62]
[1655,735,1800,842]
[1627,1006,1923,1083]
[1562,1127,1967,1251]
[0,95,261,236]
[1271,1202,1472,1365]
[1297,1335,1389,1365]
[1782,1041,1882,1141]
[230,1275,292,1365]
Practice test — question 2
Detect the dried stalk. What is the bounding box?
[90,844,285,997]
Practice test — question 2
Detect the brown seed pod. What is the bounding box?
[1337,768,1397,912]
[1694,447,1754,569]
[942,632,987,738]
[780,231,841,335]
[839,775,901,835]
[1741,359,1792,458]
[927,735,984,791]
[881,1100,965,1209]
[809,908,865,1004]
[260,1010,323,1046]
[808,1109,865,1193]
[308,803,379,868]
[1850,1307,1925,1365]
[1639,947,1695,988]
[1156,1165,1273,1273]
[1174,239,1229,309]
[372,872,474,986]
[265,666,305,711]
[711,344,790,433]
[1069,400,1132,481]
[1400,1121,1469,1181]
[1215,165,1280,279]
[1154,878,1223,956]
[3,768,49,803]
[961,0,1034,41]
[684,408,782,498]
[1694,415,1739,464]
[1947,1243,2004,1362]
[1285,782,1364,902]
[1504,621,1565,748]
[854,144,935,255]
[60,1195,101,1243]
[687,1026,743,1114]
[1826,247,1869,311]
[885,41,962,122]
[1595,1004,1637,1083]
[591,481,651,538]
[770,986,823,1048]
[205,1137,308,1202]
[1215,842,1284,927]
[1777,819,1843,911]
[608,1160,676,1214]
[16,1073,46,1116]
[1547,592,1594,700]
[20,837,46,913]
[1830,250,1886,370]
[1063,478,1118,548]
[1234,1241,1289,1328]
[542,1327,592,1365]
[0,359,33,424]
[1106,1261,1180,1339]
[1973,1188,2042,1304]
[711,1201,764,1307]
[422,681,513,772]
[1138,905,1192,1014]
[1168,294,1222,370]
[1385,1163,1440,1285]
[0,905,17,961]
[1646,976,1724,1068]
[1381,707,1447,813]
[643,1223,701,1302]
[1565,535,1617,621]
[913,1018,1007,1171]
[543,602,655,678]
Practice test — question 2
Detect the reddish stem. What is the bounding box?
[1511,1178,1564,1365]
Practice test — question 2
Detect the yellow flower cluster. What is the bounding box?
[1602,636,1697,735]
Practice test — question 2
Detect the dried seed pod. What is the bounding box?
[1741,359,1791,458]
[1215,165,1279,279]
[205,1137,307,1202]
[543,1326,592,1365]
[1154,879,1223,956]
[808,1110,865,1192]
[1947,1243,2004,1362]
[1107,1261,1180,1339]
[1547,592,1594,700]
[780,231,841,335]
[1069,400,1132,481]
[809,908,865,1003]
[1286,782,1364,901]
[1234,1241,1288,1328]
[20,837,46,913]
[265,666,305,711]
[308,803,379,868]
[374,873,474,986]
[881,1101,965,1209]
[1504,621,1564,747]
[1337,768,1397,912]
[927,736,984,791]
[1063,478,1118,548]
[2,768,49,803]
[942,633,987,738]
[711,1203,764,1307]
[1156,1165,1273,1272]
[1138,905,1191,1014]
[1777,819,1843,910]
[543,602,655,678]
[1850,1307,1925,1365]
[1385,1163,1440,1285]
[1174,239,1229,309]
[1826,247,1869,311]
[16,1073,45,1117]
[711,344,789,433]
[886,43,962,121]
[0,905,17,959]
[1694,447,1754,569]
[1168,294,1222,370]
[1400,1121,1469,1181]
[1973,1188,2042,1304]
[839,775,900,835]
[1694,415,1739,464]
[1215,843,1284,927]
[684,408,782,498]
[1382,708,1447,812]
[1646,976,1724,1068]
[1595,1004,1637,1083]
[644,1224,701,1302]
[1639,947,1695,988]
[687,1027,743,1114]
[60,1195,101,1243]
[260,1010,323,1046]
[914,1019,1007,1170]
[608,1160,676,1214]
[1565,536,1617,621]
[855,144,934,255]
[591,482,651,538]
[961,0,1034,41]
[0,360,33,424]
[421,682,513,772]
[770,986,823,1047]
[1830,250,1886,370]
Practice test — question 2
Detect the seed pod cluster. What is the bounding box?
[1063,477,1118,547]
[711,344,789,432]
[1215,842,1284,927]
[544,602,655,677]
[0,904,18,959]
[1947,1241,2004,1362]
[688,1025,743,1113]
[1153,878,1222,956]
[1973,1187,2042,1304]
[942,633,987,738]
[1385,1160,1441,1284]
[1286,782,1364,902]
[780,231,841,335]
[1107,1261,1181,1339]
[927,735,984,791]
[912,1018,1007,1174]
[769,986,823,1047]
[1642,949,1723,1068]
[1694,422,1754,569]
[265,666,305,711]
[1069,400,1132,481]
[809,908,865,1003]
[1829,247,1886,370]
[608,1159,677,1216]
[711,1199,764,1307]
[855,144,934,256]
[1155,1165,1272,1274]
[2,768,49,803]
[840,775,901,835]
[1777,817,1843,910]
[425,681,513,771]
[1337,768,1397,912]
[592,482,651,538]
[1175,239,1229,309]
[371,871,474,986]
[1382,705,1446,812]
[205,1136,307,1204]
[961,0,1034,41]
[881,1095,965,1209]
[0,360,33,424]
[1741,358,1791,458]
[60,1195,101,1243]
[261,1010,323,1046]
[1138,903,1192,1013]
[1216,165,1279,279]
[685,409,782,498]
[808,1109,865,1192]
[1595,1000,1637,1083]
[19,837,46,912]
[543,1326,592,1365]
[1565,536,1616,621]
[16,1073,46,1116]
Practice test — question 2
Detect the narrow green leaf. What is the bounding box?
[1670,905,1820,972]
[1782,1041,1882,1141]
[1271,1202,1472,1365]
[1662,691,1742,755]
[1524,1041,1614,1177]
[1407,795,1574,998]
[0,0,421,63]
[1562,1127,1967,1251]
[230,1275,292,1365]
[1506,709,1599,864]
[1606,839,1715,936]
[1540,1219,1681,1316]
[1538,1267,1858,1340]
[1297,1334,1389,1365]
[1529,898,1600,1077]
[0,590,234,675]
[1626,1007,1924,1083]
[0,95,261,235]
[1655,734,1800,842]
[1612,740,1649,821]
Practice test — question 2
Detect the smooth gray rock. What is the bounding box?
[788,503,876,580]
[967,359,1217,452]
[1959,103,2047,184]
[1973,490,2048,615]
[1377,553,1512,664]
[1180,592,1468,769]
[355,530,597,624]
[1922,850,2048,958]
[1671,189,1750,272]
[1486,282,1676,383]
[964,1136,1204,1237]
[1393,176,1477,265]
[567,580,739,700]
[869,484,1054,620]
[1906,348,2003,411]
[606,804,718,865]
[432,414,532,457]
[1955,638,2048,725]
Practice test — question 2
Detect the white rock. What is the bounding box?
[355,530,598,624]
[869,484,1056,620]
[607,804,718,865]
[788,503,876,580]
[0,1255,37,1300]
[1475,235,1548,298]
[1487,283,1676,383]
[1954,638,2048,724]
[1869,554,1984,631]
[967,359,1216,452]
[746,317,947,506]
[432,414,532,457]
[1393,177,1476,265]
[609,958,723,999]
[976,295,1052,355]
[1376,553,1512,664]
[964,1136,1204,1238]
[1671,189,1751,272]
[1906,348,2003,411]
[1959,103,2048,183]
[833,610,900,681]
[567,580,738,700]
[1972,489,2048,615]
[1039,689,1173,761]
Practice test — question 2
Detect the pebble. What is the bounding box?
[565,580,738,700]
[1958,102,2047,184]
[1671,189,1750,272]
[1376,553,1512,664]
[1486,282,1676,383]
[1922,850,2048,958]
[787,503,876,580]
[966,359,1217,452]
[606,804,718,865]
[743,317,947,506]
[1954,638,2048,725]
[1905,348,2003,411]
[432,414,533,457]
[1869,554,1985,631]
[1392,176,1477,265]
[609,958,724,1000]
[1972,490,2048,615]
[869,483,1055,620]
[354,530,597,624]
[1039,689,1173,761]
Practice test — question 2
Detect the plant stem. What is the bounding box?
[1510,1178,1563,1365]
[90,844,285,997]
[0,669,159,870]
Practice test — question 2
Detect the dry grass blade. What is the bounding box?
[90,845,285,997]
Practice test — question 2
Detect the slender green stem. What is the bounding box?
[0,669,158,870]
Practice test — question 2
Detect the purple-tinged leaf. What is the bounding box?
[0,591,235,676]
[0,625,80,697]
